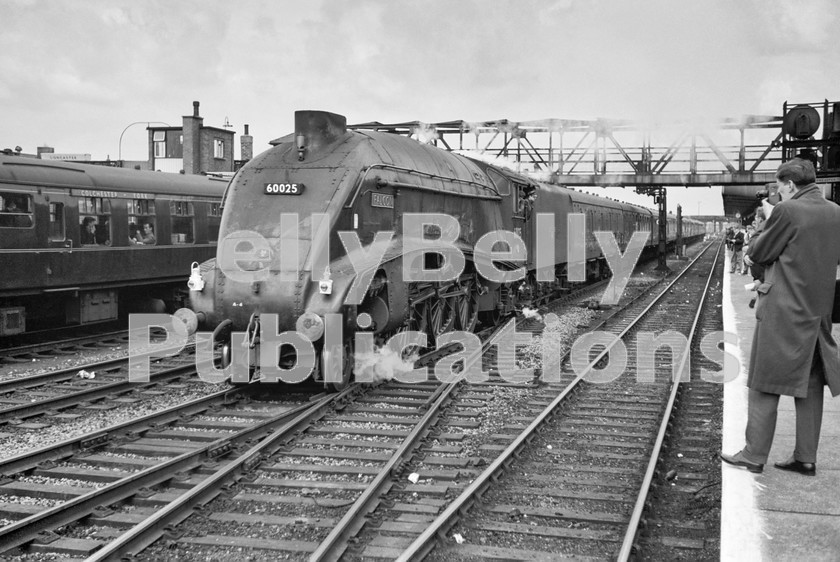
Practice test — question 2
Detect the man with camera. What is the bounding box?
[721,157,840,476]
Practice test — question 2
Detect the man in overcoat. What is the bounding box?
[721,158,840,475]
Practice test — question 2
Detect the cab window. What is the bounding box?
[485,168,511,196]
[0,192,34,228]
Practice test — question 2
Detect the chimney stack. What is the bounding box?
[241,123,253,162]
[183,101,204,174]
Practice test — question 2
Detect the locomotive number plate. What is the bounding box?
[264,183,305,195]
[371,192,394,208]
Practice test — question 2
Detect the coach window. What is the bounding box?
[77,197,111,245]
[0,193,33,228]
[49,202,65,240]
[128,199,156,245]
[170,200,194,244]
[207,202,221,242]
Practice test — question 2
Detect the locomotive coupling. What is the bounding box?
[187,261,205,292]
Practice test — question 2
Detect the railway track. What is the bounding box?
[0,344,201,424]
[0,328,129,364]
[397,239,724,561]
[0,241,719,560]
[0,381,328,559]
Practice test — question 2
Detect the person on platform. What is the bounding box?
[720,158,840,476]
[741,225,755,275]
[727,224,745,273]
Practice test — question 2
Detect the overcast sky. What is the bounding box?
[2,0,838,215]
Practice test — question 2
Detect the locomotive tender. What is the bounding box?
[183,111,704,389]
[0,155,227,340]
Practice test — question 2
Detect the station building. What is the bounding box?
[3,100,253,175]
[146,101,252,175]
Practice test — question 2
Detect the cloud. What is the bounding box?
[1,0,838,167]
[100,6,131,26]
[749,0,836,54]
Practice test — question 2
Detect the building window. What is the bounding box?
[214,139,224,159]
[0,192,34,228]
[128,199,156,245]
[153,131,166,158]
[207,201,222,242]
[78,197,111,245]
[170,200,194,244]
[49,202,64,240]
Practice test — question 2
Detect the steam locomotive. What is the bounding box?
[181,111,704,389]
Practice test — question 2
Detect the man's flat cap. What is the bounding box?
[776,158,816,185]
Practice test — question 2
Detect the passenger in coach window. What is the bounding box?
[0,197,27,227]
[80,216,97,245]
[2,197,19,213]
[135,221,156,245]
[95,217,111,246]
[720,158,840,477]
[128,223,140,244]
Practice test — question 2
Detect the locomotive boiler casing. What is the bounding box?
[190,111,512,344]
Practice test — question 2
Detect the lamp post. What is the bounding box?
[118,121,171,163]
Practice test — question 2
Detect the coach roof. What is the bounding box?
[0,155,227,197]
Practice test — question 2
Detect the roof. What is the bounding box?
[0,155,228,197]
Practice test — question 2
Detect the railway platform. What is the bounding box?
[721,259,840,561]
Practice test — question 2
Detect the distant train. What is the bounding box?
[0,155,227,340]
[183,110,704,389]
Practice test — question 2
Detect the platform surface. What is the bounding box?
[721,252,840,561]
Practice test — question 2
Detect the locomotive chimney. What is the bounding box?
[241,124,253,162]
[294,111,347,161]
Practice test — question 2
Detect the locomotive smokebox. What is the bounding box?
[294,111,347,159]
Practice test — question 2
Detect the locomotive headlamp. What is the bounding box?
[187,261,205,292]
[319,268,333,295]
[296,312,325,341]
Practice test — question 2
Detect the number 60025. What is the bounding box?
[264,183,305,195]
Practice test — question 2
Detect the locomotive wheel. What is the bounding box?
[326,340,354,392]
[455,280,479,332]
[399,283,457,354]
[429,295,456,341]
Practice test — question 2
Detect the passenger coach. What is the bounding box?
[0,155,227,339]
